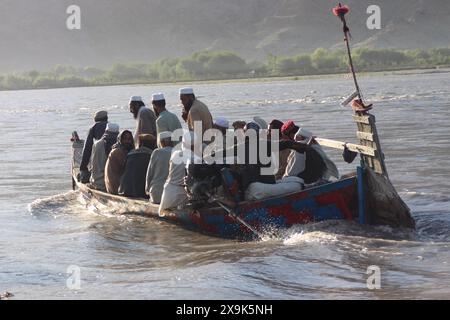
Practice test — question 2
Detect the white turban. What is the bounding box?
[106,123,120,133]
[129,96,143,103]
[159,131,172,140]
[152,93,165,102]
[179,87,194,95]
[214,117,229,129]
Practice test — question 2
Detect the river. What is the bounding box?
[1,71,449,299]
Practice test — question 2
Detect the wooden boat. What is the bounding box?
[71,112,415,240]
[70,5,415,240]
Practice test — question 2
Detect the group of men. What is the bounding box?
[78,87,339,214]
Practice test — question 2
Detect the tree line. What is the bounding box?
[1,47,449,91]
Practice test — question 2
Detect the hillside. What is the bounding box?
[1,0,449,72]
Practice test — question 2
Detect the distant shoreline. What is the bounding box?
[2,47,449,92]
[1,66,449,93]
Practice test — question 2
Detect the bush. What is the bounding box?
[1,47,450,91]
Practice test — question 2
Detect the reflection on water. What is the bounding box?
[1,71,450,299]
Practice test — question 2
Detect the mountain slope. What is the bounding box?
[1,0,449,72]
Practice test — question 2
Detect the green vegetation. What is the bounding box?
[1,47,450,91]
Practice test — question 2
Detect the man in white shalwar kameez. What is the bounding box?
[159,131,199,216]
[146,132,173,204]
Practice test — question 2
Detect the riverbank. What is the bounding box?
[2,66,449,93]
[1,47,449,92]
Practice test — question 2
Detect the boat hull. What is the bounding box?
[71,138,414,240]
[73,169,357,240]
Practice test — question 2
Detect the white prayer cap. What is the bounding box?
[129,96,143,103]
[179,87,194,95]
[295,128,313,141]
[182,131,199,150]
[253,116,268,130]
[159,131,172,140]
[106,123,120,133]
[152,93,165,102]
[214,117,229,129]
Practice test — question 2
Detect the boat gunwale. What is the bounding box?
[72,169,357,214]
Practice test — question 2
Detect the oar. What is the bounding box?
[205,192,266,240]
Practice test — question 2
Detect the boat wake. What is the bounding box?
[281,219,416,245]
[28,191,82,217]
[28,189,450,244]
[28,191,135,221]
[400,190,450,203]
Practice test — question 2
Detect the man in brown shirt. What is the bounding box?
[179,87,213,134]
[129,95,157,147]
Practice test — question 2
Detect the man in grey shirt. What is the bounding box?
[151,92,182,147]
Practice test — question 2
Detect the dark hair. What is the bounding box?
[181,93,195,99]
[130,101,145,109]
[269,119,284,130]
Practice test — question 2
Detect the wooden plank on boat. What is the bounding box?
[359,122,373,134]
[352,115,371,124]
[371,155,384,174]
[356,131,374,141]
[315,138,376,156]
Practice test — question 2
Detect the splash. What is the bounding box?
[281,219,418,247]
[283,230,338,246]
[27,190,135,220]
[28,191,81,216]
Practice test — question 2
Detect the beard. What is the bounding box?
[184,99,194,112]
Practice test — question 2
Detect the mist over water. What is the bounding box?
[1,71,449,299]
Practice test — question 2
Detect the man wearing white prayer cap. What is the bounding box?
[128,95,157,147]
[145,131,174,204]
[105,123,120,133]
[158,131,195,215]
[213,117,229,136]
[214,117,229,129]
[179,87,213,134]
[159,131,172,140]
[151,92,182,147]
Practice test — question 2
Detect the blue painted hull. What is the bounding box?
[162,177,358,240]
